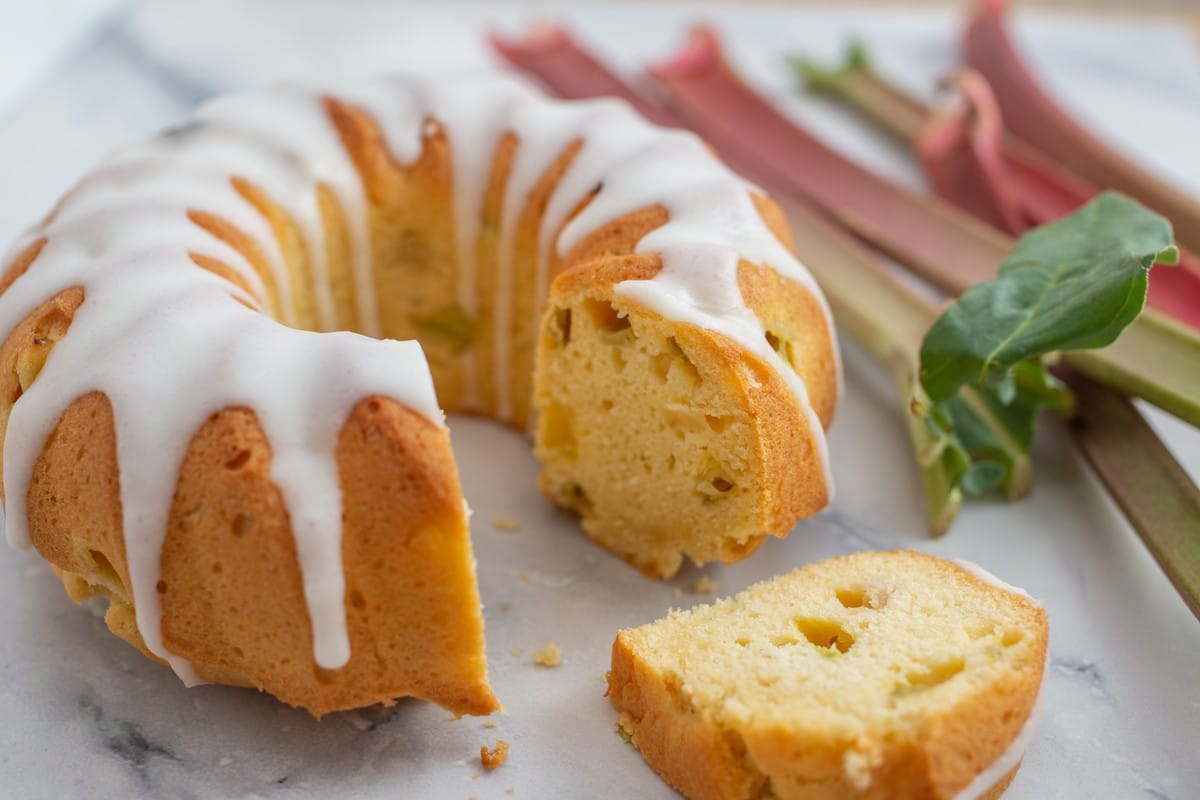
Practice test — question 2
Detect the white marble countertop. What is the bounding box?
[0,2,1198,799]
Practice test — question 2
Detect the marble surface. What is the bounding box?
[1,2,1198,799]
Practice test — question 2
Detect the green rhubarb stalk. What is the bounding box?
[793,43,928,143]
[1058,367,1200,619]
[1063,312,1200,428]
[916,193,1200,617]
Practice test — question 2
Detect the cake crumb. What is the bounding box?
[691,576,719,594]
[483,720,497,729]
[492,516,521,531]
[481,739,510,771]
[671,587,684,599]
[510,646,524,657]
[532,642,562,667]
[518,572,531,583]
[507,787,515,795]
[499,602,511,612]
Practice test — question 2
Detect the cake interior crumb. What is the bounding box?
[492,516,521,531]
[532,642,563,667]
[690,576,719,594]
[481,739,510,771]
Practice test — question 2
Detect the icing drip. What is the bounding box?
[1,73,836,683]
[194,87,376,336]
[953,686,1041,800]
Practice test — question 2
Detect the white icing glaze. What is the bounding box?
[952,559,1036,602]
[195,87,374,335]
[953,696,1039,799]
[1,73,836,683]
[952,663,1045,800]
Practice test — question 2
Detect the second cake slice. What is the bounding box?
[607,550,1048,800]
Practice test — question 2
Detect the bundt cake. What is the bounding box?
[607,551,1048,800]
[0,74,838,715]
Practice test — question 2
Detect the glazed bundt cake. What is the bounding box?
[0,74,838,714]
[607,551,1048,800]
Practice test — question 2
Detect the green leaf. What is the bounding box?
[919,192,1177,403]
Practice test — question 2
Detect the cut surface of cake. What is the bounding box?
[607,551,1048,799]
[0,74,838,714]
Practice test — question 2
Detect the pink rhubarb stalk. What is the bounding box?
[646,26,1011,290]
[798,54,1200,329]
[916,70,1081,235]
[489,24,678,128]
[964,0,1200,257]
[925,73,1200,329]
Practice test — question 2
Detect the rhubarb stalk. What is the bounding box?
[1060,367,1200,620]
[795,46,1200,330]
[489,24,678,128]
[964,0,1200,258]
[796,47,1095,233]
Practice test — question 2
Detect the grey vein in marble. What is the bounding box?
[79,695,180,784]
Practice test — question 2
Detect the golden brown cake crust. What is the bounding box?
[21,383,497,716]
[607,552,1048,800]
[608,639,771,800]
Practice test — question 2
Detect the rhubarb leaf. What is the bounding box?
[920,192,1177,402]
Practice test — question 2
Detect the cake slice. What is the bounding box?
[607,551,1048,800]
